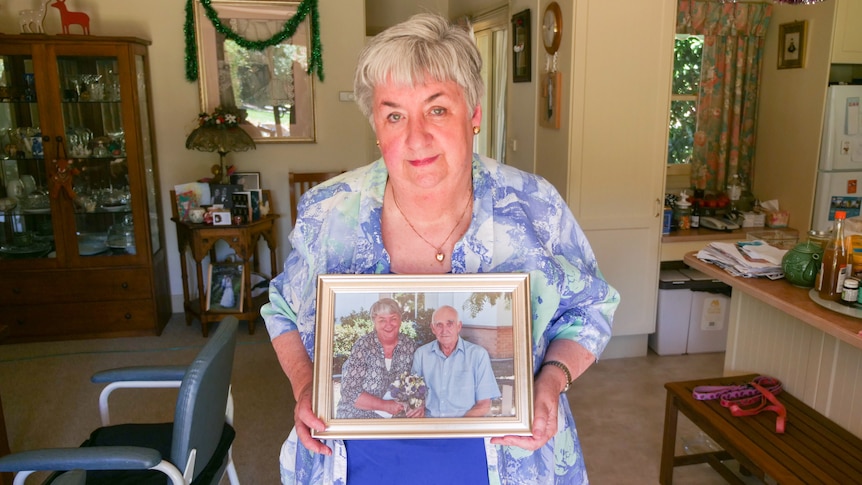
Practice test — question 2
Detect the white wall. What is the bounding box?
[0,0,369,312]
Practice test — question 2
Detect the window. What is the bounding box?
[668,34,703,165]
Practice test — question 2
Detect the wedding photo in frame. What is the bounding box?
[194,0,316,142]
[312,273,533,440]
[206,262,245,312]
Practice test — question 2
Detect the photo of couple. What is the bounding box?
[332,296,515,421]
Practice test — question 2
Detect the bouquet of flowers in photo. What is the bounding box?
[388,372,427,414]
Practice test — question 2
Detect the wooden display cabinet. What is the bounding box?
[0,35,170,343]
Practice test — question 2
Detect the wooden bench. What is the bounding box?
[660,374,862,484]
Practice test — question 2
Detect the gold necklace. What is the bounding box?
[390,186,472,263]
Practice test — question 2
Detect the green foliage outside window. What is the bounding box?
[668,35,703,165]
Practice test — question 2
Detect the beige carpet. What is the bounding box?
[1,314,754,484]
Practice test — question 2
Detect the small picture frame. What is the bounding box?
[540,71,562,129]
[312,273,533,440]
[212,210,232,226]
[511,9,531,83]
[230,171,261,190]
[209,183,243,209]
[778,21,806,70]
[206,262,244,312]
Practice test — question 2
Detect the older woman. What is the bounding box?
[262,13,619,485]
[336,298,417,419]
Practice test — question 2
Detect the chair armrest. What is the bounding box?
[0,446,161,471]
[94,368,187,426]
[0,447,186,485]
[91,366,188,383]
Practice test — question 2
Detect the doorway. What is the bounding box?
[472,7,508,164]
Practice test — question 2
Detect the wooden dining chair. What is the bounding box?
[288,171,344,225]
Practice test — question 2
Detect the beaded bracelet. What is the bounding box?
[541,360,572,393]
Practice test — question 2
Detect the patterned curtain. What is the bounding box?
[677,0,772,192]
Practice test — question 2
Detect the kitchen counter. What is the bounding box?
[661,226,798,261]
[683,252,862,350]
[662,226,796,243]
[682,251,862,439]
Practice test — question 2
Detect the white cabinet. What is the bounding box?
[832,0,862,64]
[564,0,676,358]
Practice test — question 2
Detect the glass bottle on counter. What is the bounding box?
[690,200,701,229]
[674,193,692,230]
[819,210,849,301]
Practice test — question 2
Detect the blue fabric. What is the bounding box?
[345,438,489,485]
[411,337,500,417]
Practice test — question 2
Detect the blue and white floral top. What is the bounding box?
[262,154,619,484]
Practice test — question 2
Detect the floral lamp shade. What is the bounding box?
[185,107,256,183]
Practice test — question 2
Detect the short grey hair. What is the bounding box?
[370,298,402,320]
[353,13,484,123]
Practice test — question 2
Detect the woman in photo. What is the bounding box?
[335,298,418,419]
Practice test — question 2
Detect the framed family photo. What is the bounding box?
[312,273,533,440]
[206,262,245,312]
[778,20,806,70]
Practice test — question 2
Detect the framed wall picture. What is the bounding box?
[511,9,531,83]
[312,273,533,440]
[229,171,261,190]
[539,71,562,129]
[778,21,806,70]
[194,0,316,143]
[206,262,244,312]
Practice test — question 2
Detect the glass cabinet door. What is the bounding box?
[0,52,55,260]
[56,55,135,257]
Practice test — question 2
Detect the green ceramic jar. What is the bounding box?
[781,241,824,288]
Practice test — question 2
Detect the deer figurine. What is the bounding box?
[50,0,90,35]
[18,0,51,33]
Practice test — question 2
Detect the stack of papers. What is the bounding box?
[696,240,787,279]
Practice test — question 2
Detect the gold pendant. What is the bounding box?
[436,252,445,262]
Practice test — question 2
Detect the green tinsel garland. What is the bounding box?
[184,0,323,83]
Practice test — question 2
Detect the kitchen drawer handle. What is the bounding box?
[12,287,21,294]
[16,319,25,325]
[121,282,129,289]
[124,313,132,320]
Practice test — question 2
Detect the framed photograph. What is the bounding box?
[511,9,531,83]
[540,71,562,129]
[209,183,243,209]
[229,171,261,190]
[206,262,244,312]
[312,273,533,440]
[778,21,806,70]
[194,0,316,143]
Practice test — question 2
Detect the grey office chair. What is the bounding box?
[0,317,240,485]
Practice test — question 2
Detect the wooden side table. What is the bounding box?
[172,214,279,336]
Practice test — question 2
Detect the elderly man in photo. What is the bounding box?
[412,305,501,418]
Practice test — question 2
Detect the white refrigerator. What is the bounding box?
[812,85,862,232]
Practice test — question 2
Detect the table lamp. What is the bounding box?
[185,107,255,183]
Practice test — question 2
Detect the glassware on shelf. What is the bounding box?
[107,214,136,254]
[93,140,109,158]
[76,74,102,101]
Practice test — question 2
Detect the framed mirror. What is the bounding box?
[542,2,562,55]
[194,0,315,143]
